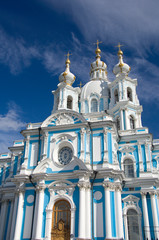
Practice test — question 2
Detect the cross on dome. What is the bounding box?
[115,43,124,56]
[65,51,72,65]
[94,40,102,58]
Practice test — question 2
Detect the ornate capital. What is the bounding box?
[149,191,156,196]
[78,181,91,190]
[140,191,147,197]
[103,182,115,191]
[115,184,122,192]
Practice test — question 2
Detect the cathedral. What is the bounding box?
[0,42,159,240]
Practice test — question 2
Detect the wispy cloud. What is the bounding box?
[0,102,26,153]
[44,0,159,56]
[0,27,40,74]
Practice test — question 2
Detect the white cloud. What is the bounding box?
[0,103,26,153]
[0,28,40,74]
[44,0,159,56]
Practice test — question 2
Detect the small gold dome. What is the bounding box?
[118,50,123,56]
[65,58,70,64]
[95,47,101,55]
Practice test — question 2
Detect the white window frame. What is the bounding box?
[123,195,142,240]
[45,180,76,240]
[120,153,136,179]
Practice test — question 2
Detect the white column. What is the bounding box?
[32,185,45,240]
[0,199,8,239]
[10,154,15,177]
[150,191,159,240]
[103,128,108,164]
[80,128,85,161]
[85,183,91,239]
[10,193,18,240]
[42,132,48,158]
[13,190,25,240]
[21,137,30,170]
[103,182,112,239]
[115,185,124,239]
[78,182,86,238]
[141,192,151,240]
[145,142,151,172]
[138,143,144,173]
[85,129,90,164]
[70,208,76,239]
[6,199,14,240]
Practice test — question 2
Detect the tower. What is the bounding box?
[109,44,142,132]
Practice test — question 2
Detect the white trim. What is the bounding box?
[45,181,76,240]
[123,195,142,240]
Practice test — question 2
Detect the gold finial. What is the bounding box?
[94,40,102,56]
[65,51,72,64]
[78,81,83,89]
[115,43,124,55]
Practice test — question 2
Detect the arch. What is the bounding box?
[123,195,142,240]
[127,209,140,240]
[67,96,73,109]
[45,189,76,240]
[130,115,135,129]
[51,200,71,240]
[91,98,98,112]
[114,89,119,103]
[127,87,133,101]
[123,159,134,178]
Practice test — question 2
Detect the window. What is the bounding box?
[67,96,72,109]
[127,209,140,240]
[116,117,120,130]
[127,88,133,101]
[130,115,135,129]
[124,159,134,178]
[114,89,119,103]
[91,99,98,112]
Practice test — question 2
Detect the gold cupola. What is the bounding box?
[113,43,131,76]
[59,52,76,86]
[90,40,107,81]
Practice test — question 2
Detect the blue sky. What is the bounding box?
[0,0,159,153]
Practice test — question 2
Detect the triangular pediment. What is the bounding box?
[41,110,87,127]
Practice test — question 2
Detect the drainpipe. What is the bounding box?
[30,127,41,239]
[88,122,98,240]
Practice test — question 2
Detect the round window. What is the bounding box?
[58,147,73,165]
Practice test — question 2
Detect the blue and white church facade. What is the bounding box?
[0,44,159,240]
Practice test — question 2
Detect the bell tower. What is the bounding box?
[52,53,80,113]
[108,44,142,131]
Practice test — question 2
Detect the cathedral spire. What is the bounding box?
[113,43,131,76]
[90,40,107,81]
[94,40,102,59]
[59,52,76,86]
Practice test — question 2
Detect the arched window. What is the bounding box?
[91,99,98,112]
[127,87,133,101]
[124,159,134,178]
[67,96,73,109]
[52,200,71,239]
[127,209,140,240]
[130,115,135,129]
[114,89,119,103]
[116,117,120,130]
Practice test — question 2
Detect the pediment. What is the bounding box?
[119,145,135,153]
[41,110,87,127]
[33,156,88,174]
